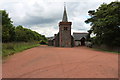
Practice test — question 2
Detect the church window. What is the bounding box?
[64,27,68,30]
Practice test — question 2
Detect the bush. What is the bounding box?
[39,40,47,45]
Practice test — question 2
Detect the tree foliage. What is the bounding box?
[85,1,120,47]
[1,10,15,42]
[1,10,47,43]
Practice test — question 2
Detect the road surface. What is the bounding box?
[2,45,118,78]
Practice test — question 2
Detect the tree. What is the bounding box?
[86,30,92,41]
[85,1,120,47]
[1,10,15,42]
[15,25,48,42]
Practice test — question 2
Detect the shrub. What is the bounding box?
[39,40,47,45]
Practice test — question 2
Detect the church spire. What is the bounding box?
[62,2,68,22]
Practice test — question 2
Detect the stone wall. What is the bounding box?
[54,33,59,47]
[59,22,72,47]
[48,40,54,46]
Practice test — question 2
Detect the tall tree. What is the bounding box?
[1,10,15,42]
[85,1,120,47]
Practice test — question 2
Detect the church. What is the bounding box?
[48,4,88,47]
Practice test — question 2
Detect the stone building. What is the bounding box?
[59,5,73,47]
[48,4,88,47]
[73,32,88,46]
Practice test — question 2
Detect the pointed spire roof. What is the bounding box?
[62,2,68,22]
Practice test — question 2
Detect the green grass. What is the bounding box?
[2,42,40,59]
[92,47,120,54]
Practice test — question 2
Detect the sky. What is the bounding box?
[0,0,117,37]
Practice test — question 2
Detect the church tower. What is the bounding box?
[59,3,72,47]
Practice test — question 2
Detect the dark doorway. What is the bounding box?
[80,37,85,46]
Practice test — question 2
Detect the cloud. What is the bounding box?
[0,0,116,37]
[29,26,59,37]
[21,14,58,26]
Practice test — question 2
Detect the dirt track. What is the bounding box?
[2,45,118,78]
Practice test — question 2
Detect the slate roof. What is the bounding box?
[48,37,54,40]
[62,3,68,22]
[73,32,88,41]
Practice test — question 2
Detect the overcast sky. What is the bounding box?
[0,0,117,37]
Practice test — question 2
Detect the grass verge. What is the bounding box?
[2,42,40,59]
[92,47,120,54]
